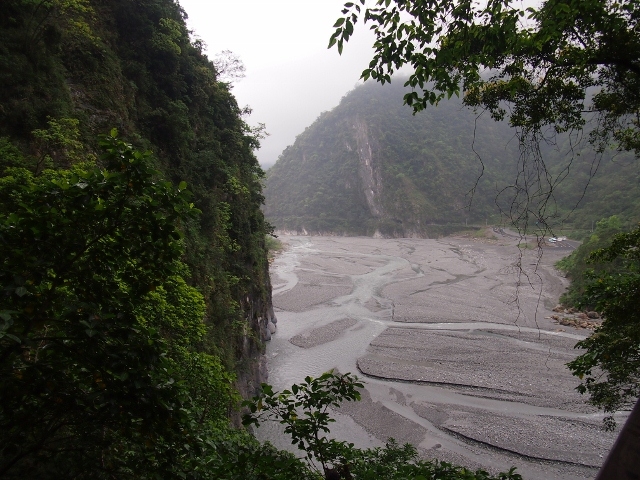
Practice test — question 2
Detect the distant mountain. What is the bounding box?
[264,81,640,237]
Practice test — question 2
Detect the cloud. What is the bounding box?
[179,0,377,168]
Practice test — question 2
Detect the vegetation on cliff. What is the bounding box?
[1,0,272,378]
[331,0,639,234]
[0,0,275,475]
[557,218,640,428]
[264,81,639,237]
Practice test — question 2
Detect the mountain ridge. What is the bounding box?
[264,81,640,237]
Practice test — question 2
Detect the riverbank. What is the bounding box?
[262,233,620,480]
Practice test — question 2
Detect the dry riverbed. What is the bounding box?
[262,233,620,480]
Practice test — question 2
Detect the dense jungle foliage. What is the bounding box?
[263,81,640,237]
[0,0,272,378]
[0,0,276,476]
[558,216,628,307]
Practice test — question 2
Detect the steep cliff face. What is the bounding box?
[0,0,272,395]
[353,117,383,218]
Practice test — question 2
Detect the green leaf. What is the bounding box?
[345,19,354,35]
[0,310,17,322]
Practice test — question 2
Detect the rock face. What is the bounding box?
[353,117,383,218]
[262,305,278,342]
[236,287,276,406]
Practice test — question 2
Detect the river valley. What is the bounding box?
[260,233,619,479]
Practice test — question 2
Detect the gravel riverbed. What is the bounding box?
[262,233,620,480]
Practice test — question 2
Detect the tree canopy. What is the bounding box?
[243,371,523,480]
[565,224,640,429]
[330,0,639,153]
[0,132,312,479]
[330,0,639,228]
[0,132,229,477]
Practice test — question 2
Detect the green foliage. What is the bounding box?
[244,371,363,474]
[322,438,523,480]
[0,0,291,477]
[198,427,316,480]
[136,273,207,348]
[557,215,625,307]
[0,133,242,478]
[244,372,523,480]
[567,225,640,429]
[330,0,639,154]
[0,138,24,175]
[0,0,97,138]
[1,0,274,388]
[265,234,284,260]
[264,81,640,236]
[329,0,639,230]
[30,116,91,172]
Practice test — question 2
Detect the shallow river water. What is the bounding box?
[259,234,619,480]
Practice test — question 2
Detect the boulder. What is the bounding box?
[267,305,277,324]
[264,325,272,341]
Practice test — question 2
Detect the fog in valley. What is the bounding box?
[179,0,378,169]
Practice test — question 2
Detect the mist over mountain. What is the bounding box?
[264,81,640,237]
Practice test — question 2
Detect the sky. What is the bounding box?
[178,0,377,169]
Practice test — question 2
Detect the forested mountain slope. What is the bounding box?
[0,2,276,474]
[0,0,279,472]
[264,81,640,237]
[1,0,272,384]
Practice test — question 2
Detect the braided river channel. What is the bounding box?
[258,234,621,479]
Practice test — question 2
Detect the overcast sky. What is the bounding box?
[178,0,377,169]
